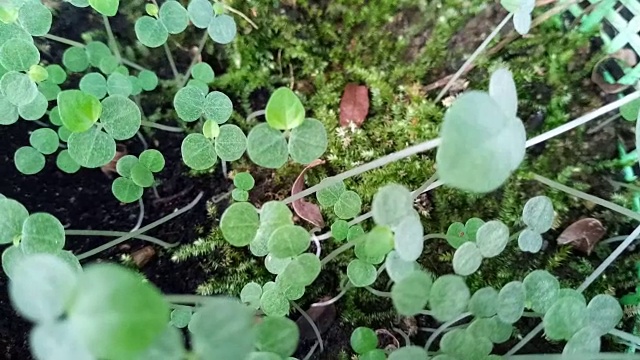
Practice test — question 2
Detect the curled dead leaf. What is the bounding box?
[557,218,606,255]
[291,159,325,228]
[592,49,637,94]
[339,83,369,128]
[131,246,156,268]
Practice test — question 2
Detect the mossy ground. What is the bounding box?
[169,0,640,356]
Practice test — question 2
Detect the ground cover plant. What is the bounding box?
[3,0,640,359]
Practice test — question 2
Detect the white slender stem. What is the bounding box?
[587,113,621,134]
[163,42,180,79]
[140,120,184,132]
[291,301,324,351]
[424,312,473,352]
[131,197,144,232]
[64,230,175,248]
[102,15,122,63]
[435,13,513,103]
[610,329,640,347]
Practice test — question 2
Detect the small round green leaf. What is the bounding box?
[354,226,394,264]
[46,65,67,85]
[99,55,118,75]
[112,177,143,203]
[174,86,205,122]
[85,41,112,68]
[80,73,107,99]
[316,180,346,208]
[469,287,499,318]
[372,183,414,227]
[106,72,132,97]
[260,288,289,317]
[0,94,18,124]
[440,328,492,360]
[159,0,189,34]
[191,62,215,83]
[88,0,120,16]
[100,95,140,140]
[518,229,543,253]
[30,128,59,155]
[139,149,165,172]
[391,270,432,316]
[215,124,246,161]
[265,87,305,130]
[18,92,48,121]
[334,190,361,219]
[181,133,216,170]
[247,123,288,169]
[135,16,169,48]
[56,150,81,174]
[523,270,559,314]
[21,213,65,254]
[264,255,292,275]
[208,14,236,44]
[251,201,293,256]
[170,306,192,328]
[14,146,45,174]
[138,70,158,91]
[453,241,482,276]
[9,254,78,323]
[2,245,25,279]
[268,224,310,258]
[280,253,320,286]
[62,46,89,72]
[522,196,554,233]
[18,2,52,36]
[1,71,38,106]
[28,64,48,83]
[256,317,299,357]
[347,225,365,241]
[203,91,233,124]
[288,118,327,164]
[130,163,154,187]
[37,81,61,101]
[385,250,419,282]
[240,282,262,309]
[187,0,213,29]
[116,155,138,177]
[476,220,509,258]
[393,213,424,262]
[543,296,588,340]
[234,172,255,191]
[202,119,220,139]
[0,38,39,72]
[68,127,116,168]
[388,346,428,360]
[58,90,102,133]
[429,275,470,322]
[347,259,377,287]
[563,326,601,355]
[331,220,349,242]
[587,294,623,335]
[220,202,260,247]
[350,327,378,354]
[232,189,249,202]
[0,198,28,244]
[498,281,526,324]
[361,349,386,360]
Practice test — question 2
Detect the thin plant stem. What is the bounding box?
[302,341,319,360]
[533,174,640,222]
[291,301,324,351]
[587,113,621,134]
[65,230,177,248]
[610,329,640,347]
[506,354,640,360]
[76,192,204,260]
[392,327,411,346]
[102,15,122,63]
[222,4,258,29]
[435,13,513,103]
[165,294,214,305]
[424,312,473,351]
[179,32,209,88]
[311,284,351,307]
[136,131,149,149]
[43,34,148,71]
[411,174,440,199]
[320,240,356,266]
[284,138,442,205]
[247,109,266,122]
[140,120,184,132]
[365,286,391,298]
[610,180,640,193]
[600,234,640,245]
[131,197,144,232]
[221,160,228,178]
[163,42,180,79]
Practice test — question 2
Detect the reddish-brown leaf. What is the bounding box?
[556,218,606,255]
[291,159,325,228]
[339,83,369,128]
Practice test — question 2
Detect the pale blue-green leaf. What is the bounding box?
[498,281,526,324]
[68,127,116,168]
[453,241,482,276]
[159,0,188,34]
[21,213,65,254]
[187,0,213,29]
[100,95,141,140]
[208,14,236,44]
[429,275,470,322]
[135,16,168,48]
[30,321,93,360]
[1,71,37,106]
[0,198,28,244]
[288,118,327,164]
[523,270,559,314]
[181,133,216,170]
[518,229,543,253]
[488,68,517,118]
[247,123,288,169]
[476,220,509,258]
[215,124,246,161]
[393,212,424,262]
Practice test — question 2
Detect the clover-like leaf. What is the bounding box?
[385,250,419,283]
[131,163,154,187]
[391,270,432,316]
[518,229,543,253]
[220,202,260,247]
[347,259,377,287]
[169,306,192,329]
[100,95,141,140]
[208,14,236,44]
[234,172,255,191]
[203,91,233,124]
[522,196,554,233]
[116,155,138,177]
[260,288,289,317]
[355,226,394,264]
[88,0,120,16]
[523,270,559,314]
[388,346,428,360]
[215,124,246,161]
[256,317,299,357]
[279,253,320,286]
[316,180,346,208]
[19,92,48,121]
[0,38,39,71]
[14,146,45,175]
[159,0,188,34]
[0,94,18,124]
[476,220,509,258]
[240,282,262,309]
[187,0,213,29]
[174,86,205,122]
[453,241,482,276]
[139,149,165,173]
[18,1,52,36]
[112,177,143,203]
[2,245,25,279]
[587,294,623,335]
[469,287,499,318]
[55,150,80,174]
[1,71,38,106]
[429,275,470,322]
[58,90,102,133]
[268,224,310,258]
[436,91,525,192]
[488,68,517,118]
[30,128,59,155]
[265,87,305,130]
[9,254,78,323]
[106,72,132,97]
[393,213,424,262]
[0,198,29,244]
[247,123,288,169]
[334,190,361,219]
[264,254,291,275]
[350,327,378,355]
[68,127,115,168]
[563,326,601,355]
[62,46,89,72]
[440,328,492,360]
[288,118,327,164]
[498,281,526,324]
[543,296,588,340]
[191,62,215,83]
[250,201,293,257]
[138,70,158,91]
[21,213,65,254]
[372,183,414,227]
[181,133,216,170]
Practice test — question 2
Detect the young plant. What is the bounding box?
[112,150,165,203]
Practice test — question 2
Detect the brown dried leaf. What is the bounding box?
[339,83,369,128]
[101,144,127,178]
[131,246,156,268]
[592,49,637,94]
[557,218,606,255]
[296,298,336,341]
[291,159,325,228]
